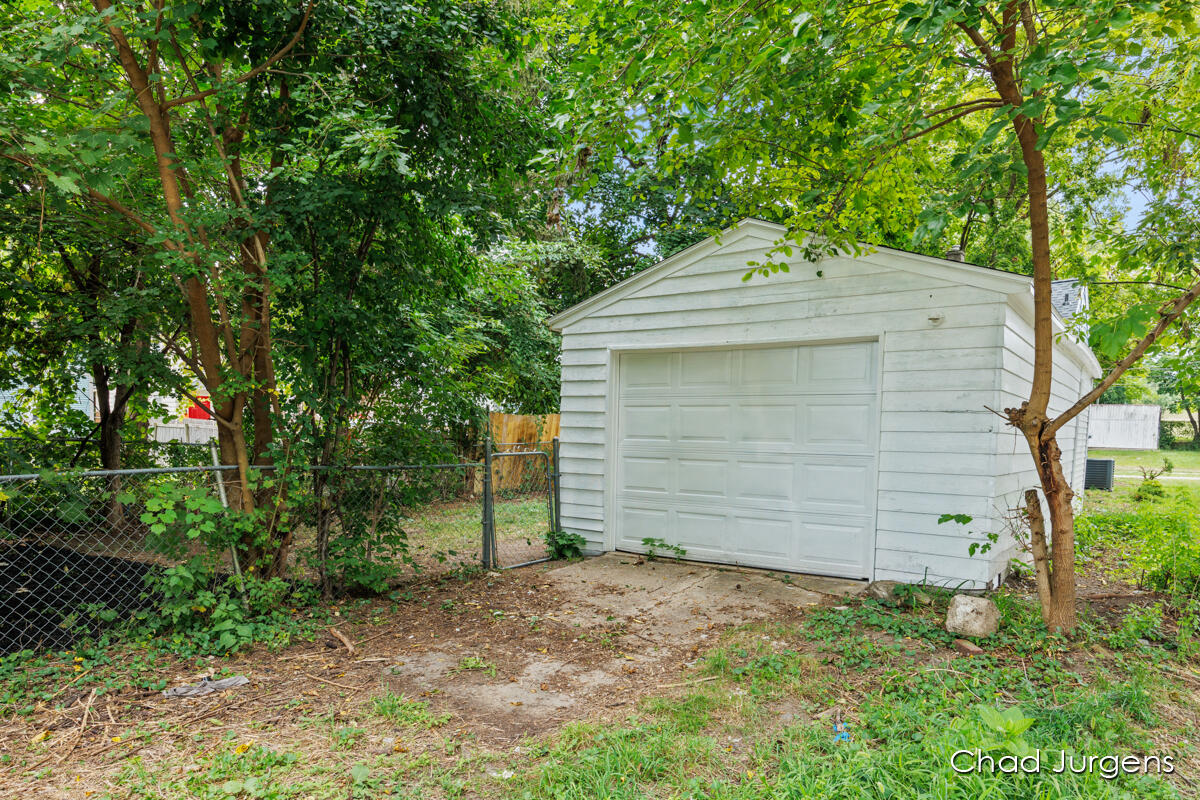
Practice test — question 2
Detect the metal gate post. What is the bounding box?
[551,437,561,533]
[481,438,495,569]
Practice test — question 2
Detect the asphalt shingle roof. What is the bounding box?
[1051,279,1086,319]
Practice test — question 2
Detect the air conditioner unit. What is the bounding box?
[1084,458,1115,491]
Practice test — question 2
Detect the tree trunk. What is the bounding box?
[1023,488,1052,615]
[91,363,127,531]
[956,2,1200,634]
[975,3,1076,630]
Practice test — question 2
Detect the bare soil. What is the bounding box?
[1,553,853,797]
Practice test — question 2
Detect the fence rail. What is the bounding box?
[0,439,561,654]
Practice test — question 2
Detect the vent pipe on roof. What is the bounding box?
[945,245,965,262]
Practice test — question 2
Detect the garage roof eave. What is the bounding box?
[547,217,1038,331]
[546,219,769,331]
[1007,286,1104,380]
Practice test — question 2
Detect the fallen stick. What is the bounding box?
[655,676,719,689]
[1164,665,1200,688]
[355,629,398,647]
[47,669,92,700]
[328,627,356,656]
[57,687,97,763]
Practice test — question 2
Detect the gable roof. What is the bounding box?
[547,218,1032,331]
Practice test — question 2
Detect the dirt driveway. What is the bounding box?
[5,554,861,796]
[384,553,860,741]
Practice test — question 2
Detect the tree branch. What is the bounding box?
[1047,276,1200,437]
[161,0,316,109]
[924,96,1005,118]
[897,102,1002,144]
[85,189,159,237]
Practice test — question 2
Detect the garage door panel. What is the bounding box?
[733,460,795,504]
[680,350,732,386]
[736,402,799,446]
[804,401,876,449]
[741,347,799,385]
[618,506,669,545]
[794,518,872,574]
[622,404,671,440]
[676,458,728,499]
[676,510,729,551]
[622,352,674,388]
[798,463,873,514]
[616,342,878,579]
[621,457,671,494]
[807,341,876,388]
[679,403,732,442]
[732,516,794,561]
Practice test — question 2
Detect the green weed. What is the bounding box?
[372,691,451,728]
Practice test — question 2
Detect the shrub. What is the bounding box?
[545,529,586,559]
[1107,603,1165,650]
[1160,420,1198,450]
[131,478,320,655]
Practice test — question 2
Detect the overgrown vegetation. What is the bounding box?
[1077,485,1200,602]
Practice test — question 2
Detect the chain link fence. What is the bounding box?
[0,440,561,654]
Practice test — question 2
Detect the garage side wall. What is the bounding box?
[993,304,1091,580]
[557,232,1013,587]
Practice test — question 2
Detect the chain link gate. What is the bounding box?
[481,438,559,569]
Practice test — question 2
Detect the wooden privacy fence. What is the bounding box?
[490,412,560,445]
[486,413,560,493]
[1088,404,1161,450]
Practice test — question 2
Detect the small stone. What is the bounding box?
[866,580,930,608]
[865,580,902,604]
[954,638,984,656]
[945,594,1000,637]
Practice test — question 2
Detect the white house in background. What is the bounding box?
[547,218,1102,589]
[0,373,95,421]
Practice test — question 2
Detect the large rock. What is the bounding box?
[945,594,1000,637]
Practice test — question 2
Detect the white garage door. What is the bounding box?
[615,341,879,578]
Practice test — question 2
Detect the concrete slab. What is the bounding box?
[540,552,862,639]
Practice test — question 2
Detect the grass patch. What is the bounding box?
[508,597,1189,800]
[372,690,452,728]
[1078,484,1200,601]
[454,655,497,677]
[1089,448,1200,475]
[403,495,547,563]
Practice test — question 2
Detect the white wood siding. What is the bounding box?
[992,304,1091,580]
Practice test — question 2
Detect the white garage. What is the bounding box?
[548,219,1102,588]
